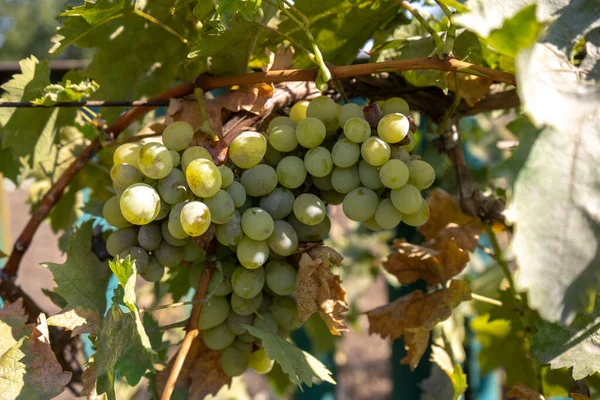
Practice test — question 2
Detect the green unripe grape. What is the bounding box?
[157,168,188,205]
[402,199,430,226]
[295,117,326,149]
[138,142,173,179]
[218,165,234,189]
[231,292,263,316]
[113,142,142,168]
[203,190,235,224]
[407,160,435,190]
[321,190,345,205]
[331,166,361,194]
[390,146,411,162]
[182,240,204,262]
[276,156,307,189]
[361,137,391,166]
[306,95,337,125]
[374,198,403,229]
[289,100,309,123]
[162,121,194,151]
[332,138,360,168]
[227,312,254,335]
[156,200,170,220]
[197,295,230,330]
[338,103,365,128]
[119,183,160,225]
[226,181,247,208]
[402,131,416,152]
[186,158,222,198]
[103,196,132,228]
[168,202,188,239]
[236,236,269,269]
[160,220,187,246]
[379,159,409,189]
[249,349,274,374]
[208,268,233,296]
[304,146,333,177]
[342,187,378,222]
[180,201,212,237]
[382,97,409,116]
[215,210,243,247]
[253,312,278,334]
[154,241,184,267]
[364,217,383,231]
[140,257,165,282]
[267,116,297,132]
[267,220,298,257]
[264,143,283,167]
[312,173,333,191]
[377,113,409,144]
[270,296,302,331]
[287,214,330,242]
[240,164,278,197]
[232,266,265,299]
[170,150,180,168]
[138,223,162,251]
[106,227,137,257]
[269,125,298,153]
[293,193,326,226]
[390,184,422,214]
[241,207,274,241]
[220,341,251,377]
[373,100,385,109]
[237,332,256,344]
[344,117,371,143]
[229,131,267,169]
[181,146,211,172]
[265,261,297,296]
[203,322,236,350]
[358,160,384,190]
[110,163,142,188]
[259,187,294,220]
[118,249,146,271]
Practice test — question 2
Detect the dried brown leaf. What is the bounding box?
[401,327,430,370]
[384,239,469,285]
[425,222,481,252]
[81,364,103,399]
[264,46,295,71]
[448,74,493,107]
[570,394,591,400]
[0,298,31,354]
[506,384,545,400]
[47,307,101,336]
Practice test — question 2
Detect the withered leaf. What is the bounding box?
[447,74,493,107]
[401,327,430,370]
[264,45,295,71]
[0,299,31,354]
[506,384,545,400]
[570,394,591,400]
[47,307,101,336]
[384,239,469,285]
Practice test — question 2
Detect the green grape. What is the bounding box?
[236,236,269,269]
[287,214,330,242]
[197,295,230,330]
[343,117,371,143]
[379,159,409,189]
[203,190,234,224]
[361,137,390,166]
[331,138,360,168]
[268,125,298,153]
[411,154,422,161]
[407,160,435,190]
[402,198,430,226]
[112,182,126,200]
[364,217,383,231]
[215,210,243,247]
[265,261,296,296]
[203,322,236,350]
[276,156,307,189]
[374,198,403,229]
[110,163,142,188]
[237,332,256,343]
[321,190,345,205]
[267,220,298,257]
[154,241,184,267]
[358,160,384,190]
[267,116,297,132]
[218,165,234,189]
[226,181,247,208]
[208,267,233,296]
[259,188,294,220]
[306,95,337,126]
[258,293,274,313]
[181,146,211,171]
[270,296,302,331]
[162,121,194,151]
[229,131,267,169]
[140,257,165,282]
[170,150,181,168]
[373,99,386,109]
[157,168,188,205]
[138,142,173,179]
[377,113,409,144]
[227,312,254,335]
[382,97,409,116]
[390,184,422,214]
[182,240,204,262]
[338,103,365,128]
[331,166,361,194]
[186,158,222,198]
[253,312,278,334]
[402,131,416,152]
[113,142,142,168]
[240,164,278,197]
[106,227,138,257]
[103,196,131,228]
[119,247,148,271]
[232,266,265,299]
[293,193,326,225]
[241,207,274,241]
[295,117,326,149]
[138,223,161,251]
[249,349,274,374]
[168,202,188,239]
[119,183,160,225]
[231,292,263,316]
[342,187,378,222]
[220,341,251,377]
[390,146,411,162]
[312,173,333,191]
[264,143,283,167]
[156,200,170,220]
[180,201,212,236]
[160,220,187,246]
[304,147,333,178]
[289,100,309,123]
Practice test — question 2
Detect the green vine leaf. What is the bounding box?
[32,79,99,106]
[213,0,263,25]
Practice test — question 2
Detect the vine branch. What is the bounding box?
[399,1,445,57]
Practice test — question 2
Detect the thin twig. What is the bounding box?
[485,225,517,299]
[399,1,444,58]
[471,293,503,307]
[131,9,189,46]
[435,0,454,19]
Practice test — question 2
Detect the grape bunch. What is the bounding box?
[102,94,434,378]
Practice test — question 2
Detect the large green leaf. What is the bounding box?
[486,4,542,59]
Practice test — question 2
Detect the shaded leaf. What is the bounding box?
[429,345,468,400]
[0,299,31,355]
[41,289,68,309]
[506,384,545,400]
[401,327,430,370]
[447,74,493,107]
[245,325,335,387]
[436,0,468,13]
[213,0,262,25]
[486,4,542,59]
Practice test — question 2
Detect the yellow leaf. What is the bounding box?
[447,74,493,107]
[506,384,545,400]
